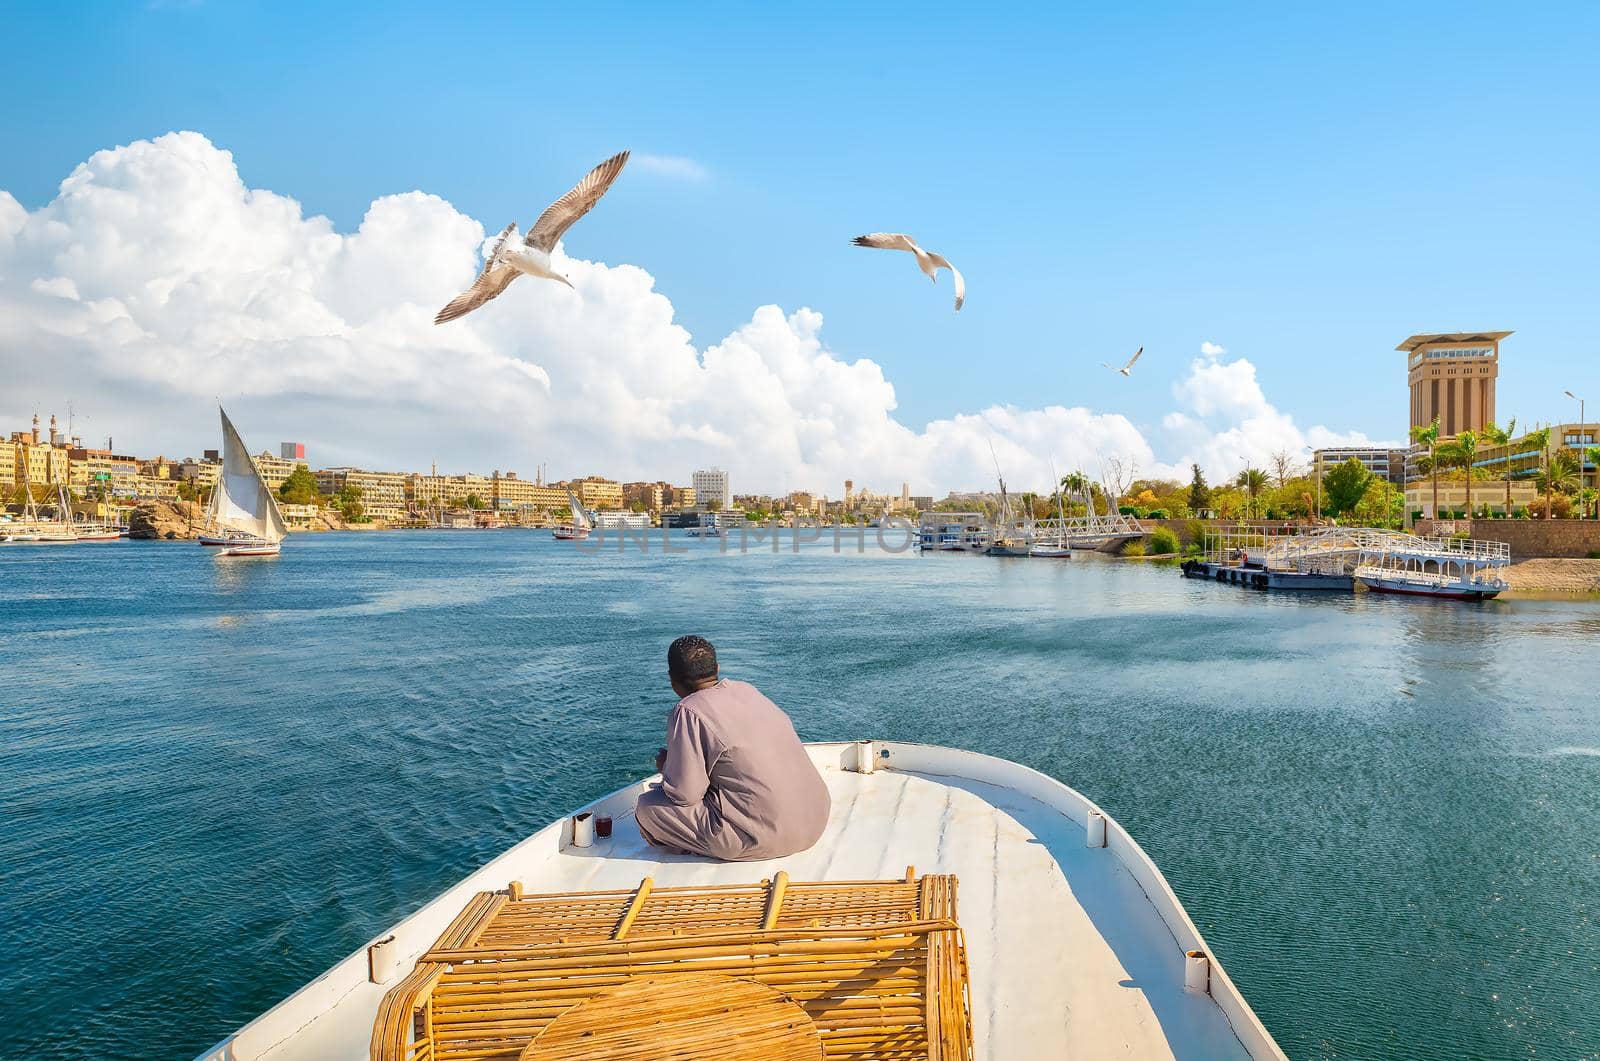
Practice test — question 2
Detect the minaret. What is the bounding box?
[31,413,40,444]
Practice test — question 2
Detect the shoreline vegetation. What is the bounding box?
[118,501,1600,595]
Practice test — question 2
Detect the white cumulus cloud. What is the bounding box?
[0,132,1372,495]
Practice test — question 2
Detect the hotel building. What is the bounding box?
[1313,447,1407,486]
[491,472,567,512]
[316,467,409,522]
[572,476,623,511]
[252,451,308,492]
[5,416,71,492]
[692,467,732,510]
[1400,330,1507,439]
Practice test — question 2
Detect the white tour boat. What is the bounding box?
[209,407,290,558]
[199,741,1285,1061]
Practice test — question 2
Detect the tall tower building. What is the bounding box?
[691,467,731,509]
[1399,331,1509,438]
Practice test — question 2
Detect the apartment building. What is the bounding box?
[316,467,408,521]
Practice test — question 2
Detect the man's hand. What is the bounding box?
[655,747,668,774]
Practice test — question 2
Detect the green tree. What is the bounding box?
[1187,463,1209,514]
[278,466,320,505]
[1410,418,1441,520]
[1353,479,1403,528]
[1479,419,1516,515]
[1322,457,1375,516]
[335,483,365,521]
[1587,446,1600,519]
[1522,426,1552,518]
[1234,467,1268,518]
[1533,446,1577,519]
[706,498,723,513]
[1446,428,1478,515]
[463,493,485,510]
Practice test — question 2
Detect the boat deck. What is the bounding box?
[205,743,1280,1061]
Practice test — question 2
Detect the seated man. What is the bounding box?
[635,635,831,861]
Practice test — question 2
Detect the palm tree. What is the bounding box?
[1060,472,1091,517]
[1450,429,1480,517]
[1523,426,1563,518]
[1588,446,1600,519]
[1410,418,1441,520]
[1534,451,1577,518]
[1235,467,1269,519]
[1480,419,1515,516]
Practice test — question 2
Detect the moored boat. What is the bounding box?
[1356,569,1506,601]
[199,741,1285,1060]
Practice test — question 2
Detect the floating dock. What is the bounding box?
[1181,526,1510,599]
[1181,558,1353,591]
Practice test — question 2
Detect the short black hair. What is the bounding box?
[667,635,719,684]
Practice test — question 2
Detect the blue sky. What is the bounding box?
[2,2,1598,487]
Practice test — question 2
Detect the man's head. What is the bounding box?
[667,635,720,698]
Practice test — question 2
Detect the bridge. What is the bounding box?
[1031,513,1146,549]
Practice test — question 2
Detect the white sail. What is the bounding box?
[215,407,289,543]
[566,489,593,531]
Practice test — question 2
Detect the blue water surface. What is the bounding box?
[1,531,1597,1059]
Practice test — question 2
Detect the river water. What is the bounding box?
[1,531,1596,1059]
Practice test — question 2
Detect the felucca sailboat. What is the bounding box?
[552,488,593,540]
[208,406,289,557]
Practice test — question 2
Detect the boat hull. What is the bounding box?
[201,741,1285,1061]
[1359,576,1503,601]
[217,543,281,557]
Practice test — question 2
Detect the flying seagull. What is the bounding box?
[850,233,965,311]
[1102,347,1143,376]
[435,150,630,324]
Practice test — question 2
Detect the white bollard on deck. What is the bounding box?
[367,935,399,983]
[1184,950,1211,994]
[1086,810,1107,848]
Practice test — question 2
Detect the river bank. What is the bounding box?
[1501,557,1600,595]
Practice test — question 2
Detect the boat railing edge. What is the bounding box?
[199,740,1284,1061]
[859,739,1288,1061]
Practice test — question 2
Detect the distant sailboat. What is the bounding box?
[7,462,77,544]
[552,488,593,540]
[1031,462,1072,558]
[210,407,289,557]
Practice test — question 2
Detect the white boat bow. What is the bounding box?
[199,741,1284,1061]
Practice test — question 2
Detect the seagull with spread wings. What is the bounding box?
[435,151,629,324]
[1102,347,1143,376]
[850,233,965,311]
